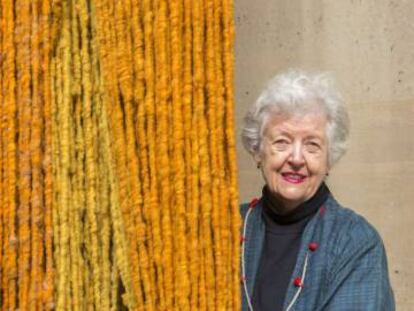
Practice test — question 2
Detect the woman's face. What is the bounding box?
[255,112,329,212]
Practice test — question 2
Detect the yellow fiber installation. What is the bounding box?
[0,0,240,309]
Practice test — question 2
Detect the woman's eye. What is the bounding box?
[273,139,289,150]
[306,142,320,152]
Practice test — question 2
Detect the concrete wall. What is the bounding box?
[234,0,414,309]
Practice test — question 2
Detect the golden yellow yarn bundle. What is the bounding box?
[0,0,240,310]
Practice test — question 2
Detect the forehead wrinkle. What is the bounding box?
[264,116,327,140]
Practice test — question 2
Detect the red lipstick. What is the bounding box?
[282,172,306,184]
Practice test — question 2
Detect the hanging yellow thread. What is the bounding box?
[54,2,72,308]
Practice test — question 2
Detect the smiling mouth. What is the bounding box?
[282,172,307,184]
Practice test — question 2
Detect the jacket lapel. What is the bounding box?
[244,201,266,300]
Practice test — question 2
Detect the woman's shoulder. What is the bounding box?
[239,198,261,219]
[322,195,385,256]
[239,202,250,219]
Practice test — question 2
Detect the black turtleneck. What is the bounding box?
[252,183,330,311]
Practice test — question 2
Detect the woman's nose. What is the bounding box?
[288,143,305,166]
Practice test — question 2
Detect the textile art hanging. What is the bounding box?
[0,0,240,309]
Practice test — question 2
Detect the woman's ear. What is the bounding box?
[253,153,262,168]
[325,165,330,177]
[326,163,331,176]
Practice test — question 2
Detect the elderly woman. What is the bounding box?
[240,70,394,311]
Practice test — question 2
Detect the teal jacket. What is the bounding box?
[240,195,395,311]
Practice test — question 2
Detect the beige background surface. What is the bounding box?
[234,0,414,309]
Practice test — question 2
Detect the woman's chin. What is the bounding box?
[277,189,310,210]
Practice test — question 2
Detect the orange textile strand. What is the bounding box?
[153,0,175,309]
[142,0,166,308]
[168,0,190,310]
[2,0,18,308]
[41,0,55,308]
[16,1,33,308]
[29,0,44,309]
[222,0,241,308]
